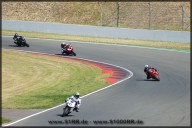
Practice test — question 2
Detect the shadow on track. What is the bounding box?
[55,54,73,56]
[9,44,29,47]
[55,54,63,56]
[136,79,159,82]
[57,114,74,117]
[9,44,18,47]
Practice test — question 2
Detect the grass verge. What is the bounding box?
[1,117,11,124]
[2,30,190,50]
[2,50,110,109]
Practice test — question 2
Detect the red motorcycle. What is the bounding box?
[61,44,76,56]
[146,68,160,81]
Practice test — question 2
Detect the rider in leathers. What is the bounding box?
[61,42,70,53]
[64,92,81,112]
[13,33,21,45]
[144,65,157,79]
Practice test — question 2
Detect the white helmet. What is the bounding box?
[74,92,80,98]
[145,65,149,68]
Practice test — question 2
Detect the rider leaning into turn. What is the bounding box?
[144,65,157,79]
[13,33,20,43]
[64,92,81,112]
[61,42,69,52]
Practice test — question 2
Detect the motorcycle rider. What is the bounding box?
[61,42,69,52]
[13,33,20,44]
[64,92,81,112]
[144,65,157,79]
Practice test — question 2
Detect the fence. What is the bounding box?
[100,2,190,31]
[2,2,190,31]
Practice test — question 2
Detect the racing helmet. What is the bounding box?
[62,42,66,46]
[61,42,66,48]
[74,92,80,99]
[145,65,149,68]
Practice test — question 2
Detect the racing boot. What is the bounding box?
[73,107,79,112]
[14,40,18,45]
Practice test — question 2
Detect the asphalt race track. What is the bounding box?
[2,36,190,126]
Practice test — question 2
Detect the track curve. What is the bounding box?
[2,36,190,126]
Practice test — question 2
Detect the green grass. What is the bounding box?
[1,117,11,124]
[2,50,110,109]
[2,30,190,50]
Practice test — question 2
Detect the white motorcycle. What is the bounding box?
[62,98,77,116]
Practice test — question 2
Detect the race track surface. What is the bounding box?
[2,37,190,126]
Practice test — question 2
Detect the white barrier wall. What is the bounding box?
[2,20,190,43]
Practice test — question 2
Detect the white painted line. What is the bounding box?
[2,36,190,53]
[2,48,133,127]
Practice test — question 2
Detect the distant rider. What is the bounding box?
[13,33,20,44]
[144,65,157,79]
[64,92,81,112]
[61,42,69,52]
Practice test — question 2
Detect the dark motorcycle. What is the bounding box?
[14,36,29,47]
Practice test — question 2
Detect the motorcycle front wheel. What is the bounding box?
[63,106,71,116]
[73,52,76,56]
[25,43,30,47]
[155,75,160,81]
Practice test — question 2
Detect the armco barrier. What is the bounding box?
[2,20,190,43]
